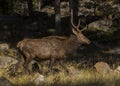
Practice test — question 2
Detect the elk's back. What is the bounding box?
[17,36,68,59]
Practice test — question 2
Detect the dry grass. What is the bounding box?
[0,65,120,86]
[0,48,120,86]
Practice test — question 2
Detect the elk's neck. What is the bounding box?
[64,35,80,53]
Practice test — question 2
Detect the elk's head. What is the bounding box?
[71,16,91,45]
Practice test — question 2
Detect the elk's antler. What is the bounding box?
[70,8,87,32]
[80,25,88,32]
[70,9,81,32]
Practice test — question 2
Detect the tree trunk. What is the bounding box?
[55,0,62,35]
[0,0,9,14]
[27,0,33,17]
[69,0,79,28]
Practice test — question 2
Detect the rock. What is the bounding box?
[114,66,120,74]
[67,66,79,75]
[94,62,113,75]
[0,43,9,51]
[30,73,45,86]
[0,76,13,86]
[0,56,18,69]
[85,19,112,32]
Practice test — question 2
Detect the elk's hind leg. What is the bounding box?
[9,53,24,76]
[23,57,33,74]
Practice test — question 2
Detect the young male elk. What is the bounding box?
[15,15,91,74]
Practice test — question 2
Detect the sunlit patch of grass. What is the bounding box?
[44,69,120,86]
[6,48,18,58]
[0,69,6,76]
[7,73,38,86]
[0,67,119,86]
[0,55,120,86]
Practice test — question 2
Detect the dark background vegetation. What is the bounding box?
[0,0,119,42]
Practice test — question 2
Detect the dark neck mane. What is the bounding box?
[63,35,80,53]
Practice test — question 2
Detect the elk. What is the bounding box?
[14,13,91,74]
